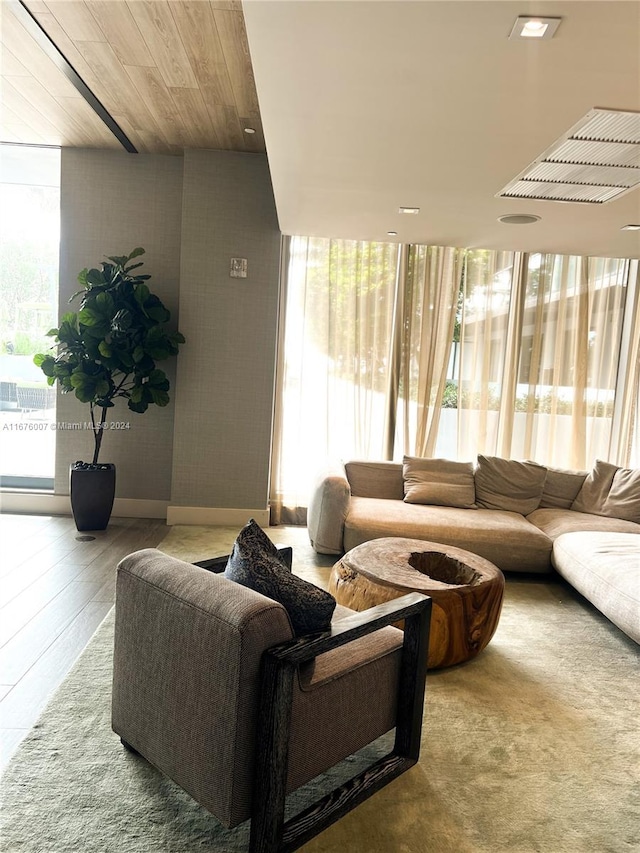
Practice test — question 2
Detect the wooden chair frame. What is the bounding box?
[251,591,431,853]
[128,549,430,853]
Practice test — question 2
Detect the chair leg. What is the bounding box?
[249,657,295,853]
[394,602,431,760]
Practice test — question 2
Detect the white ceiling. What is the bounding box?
[243,0,640,259]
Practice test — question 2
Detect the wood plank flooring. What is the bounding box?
[0,513,168,772]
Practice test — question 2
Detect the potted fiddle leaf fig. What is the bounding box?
[34,248,185,531]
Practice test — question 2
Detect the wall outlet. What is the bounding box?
[230,258,248,278]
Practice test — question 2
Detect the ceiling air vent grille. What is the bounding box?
[573,111,640,144]
[498,108,640,204]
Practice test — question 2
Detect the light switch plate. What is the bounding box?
[230,258,248,278]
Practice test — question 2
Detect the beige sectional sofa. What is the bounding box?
[308,456,640,643]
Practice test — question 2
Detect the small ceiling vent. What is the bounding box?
[498,108,640,204]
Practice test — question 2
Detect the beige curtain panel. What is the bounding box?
[456,253,630,470]
[398,244,464,458]
[270,239,639,521]
[269,237,399,524]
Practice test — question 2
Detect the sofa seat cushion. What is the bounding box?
[527,508,640,540]
[344,497,552,573]
[552,532,640,644]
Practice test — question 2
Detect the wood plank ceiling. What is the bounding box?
[0,0,265,155]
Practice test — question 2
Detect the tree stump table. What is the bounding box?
[329,537,505,669]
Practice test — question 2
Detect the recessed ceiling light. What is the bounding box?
[509,16,562,40]
[399,207,420,214]
[243,127,256,134]
[498,214,541,225]
[621,224,640,231]
[387,231,398,236]
[522,21,547,37]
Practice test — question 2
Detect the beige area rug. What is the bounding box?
[1,525,638,853]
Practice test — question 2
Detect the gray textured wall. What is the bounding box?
[56,147,281,511]
[171,149,281,509]
[56,149,184,499]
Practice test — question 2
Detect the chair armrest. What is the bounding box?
[307,469,351,554]
[193,545,293,573]
[266,592,430,665]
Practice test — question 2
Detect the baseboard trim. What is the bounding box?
[113,499,168,519]
[0,492,71,516]
[0,493,267,526]
[0,492,168,519]
[166,506,270,526]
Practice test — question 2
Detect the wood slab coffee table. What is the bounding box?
[329,537,505,669]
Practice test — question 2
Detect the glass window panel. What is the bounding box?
[0,145,60,487]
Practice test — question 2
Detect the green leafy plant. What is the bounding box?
[34,248,185,464]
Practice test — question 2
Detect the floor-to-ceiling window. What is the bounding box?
[453,252,632,469]
[272,238,638,520]
[0,145,60,489]
[270,236,400,522]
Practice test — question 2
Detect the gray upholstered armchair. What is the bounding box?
[112,548,431,853]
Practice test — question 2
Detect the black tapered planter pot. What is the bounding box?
[70,462,116,531]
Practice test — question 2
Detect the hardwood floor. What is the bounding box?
[0,513,168,772]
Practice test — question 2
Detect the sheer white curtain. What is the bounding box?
[397,244,465,458]
[270,236,399,523]
[628,372,640,467]
[610,260,640,467]
[456,252,632,469]
[618,358,640,467]
[271,240,638,522]
[455,250,516,459]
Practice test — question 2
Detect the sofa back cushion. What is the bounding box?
[539,466,588,509]
[572,459,640,522]
[606,467,640,522]
[571,459,617,513]
[403,456,476,508]
[345,460,404,500]
[474,455,547,515]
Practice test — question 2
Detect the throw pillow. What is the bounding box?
[571,459,619,515]
[572,460,640,522]
[474,455,548,515]
[224,519,336,635]
[403,456,476,508]
[345,460,404,499]
[605,466,640,522]
[539,466,588,509]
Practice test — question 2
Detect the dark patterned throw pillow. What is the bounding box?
[224,519,336,635]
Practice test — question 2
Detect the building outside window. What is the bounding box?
[0,145,60,489]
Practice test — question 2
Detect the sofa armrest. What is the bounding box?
[307,469,351,554]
